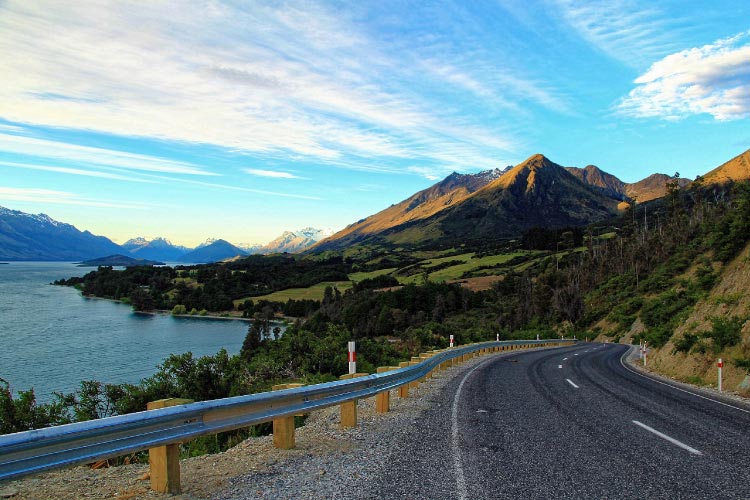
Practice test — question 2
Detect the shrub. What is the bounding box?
[704,316,744,353]
[672,332,698,354]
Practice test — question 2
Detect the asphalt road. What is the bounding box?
[362,343,750,499]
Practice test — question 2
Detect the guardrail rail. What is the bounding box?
[0,339,574,492]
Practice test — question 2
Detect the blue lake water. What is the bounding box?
[0,262,254,402]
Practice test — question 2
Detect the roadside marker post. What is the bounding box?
[643,341,647,367]
[450,334,454,348]
[718,358,723,392]
[348,341,356,375]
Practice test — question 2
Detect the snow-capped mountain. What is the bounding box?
[122,237,189,262]
[257,227,334,254]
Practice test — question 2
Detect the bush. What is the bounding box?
[672,332,698,354]
[704,316,744,353]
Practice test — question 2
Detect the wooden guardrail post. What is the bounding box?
[147,398,193,494]
[398,361,411,398]
[339,373,367,427]
[375,367,396,413]
[271,383,304,449]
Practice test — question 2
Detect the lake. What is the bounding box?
[0,262,258,402]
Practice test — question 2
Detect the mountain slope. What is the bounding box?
[0,206,125,261]
[702,149,750,185]
[176,239,246,263]
[312,168,505,250]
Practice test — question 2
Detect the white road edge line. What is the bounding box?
[619,348,750,415]
[632,420,703,456]
[566,378,579,389]
[451,355,500,500]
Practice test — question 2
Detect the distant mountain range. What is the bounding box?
[311,149,750,251]
[0,206,124,261]
[3,149,747,261]
[0,208,332,262]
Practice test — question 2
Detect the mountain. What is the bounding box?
[122,237,189,261]
[311,167,506,250]
[625,173,690,202]
[313,155,619,251]
[566,165,689,203]
[0,206,125,261]
[176,239,247,263]
[258,227,334,254]
[702,149,750,185]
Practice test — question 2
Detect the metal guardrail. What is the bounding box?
[0,339,571,482]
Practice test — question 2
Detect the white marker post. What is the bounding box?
[718,358,723,392]
[450,334,454,348]
[643,341,647,367]
[536,333,540,341]
[348,341,356,375]
[496,333,499,342]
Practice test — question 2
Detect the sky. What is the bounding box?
[0,1,748,248]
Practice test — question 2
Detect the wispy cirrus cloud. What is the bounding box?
[0,133,215,176]
[0,187,151,209]
[0,1,531,181]
[1,161,158,183]
[244,168,306,179]
[617,32,750,121]
[549,0,681,67]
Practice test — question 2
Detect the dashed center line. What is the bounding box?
[558,364,563,369]
[632,420,703,456]
[566,379,579,389]
[562,357,568,361]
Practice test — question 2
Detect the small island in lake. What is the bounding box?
[77,254,165,267]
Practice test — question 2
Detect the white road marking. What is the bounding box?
[574,353,579,356]
[563,357,568,361]
[476,409,488,413]
[619,348,750,415]
[566,378,579,389]
[452,356,498,500]
[632,420,703,456]
[558,365,563,369]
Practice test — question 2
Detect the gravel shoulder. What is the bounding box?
[1,354,492,500]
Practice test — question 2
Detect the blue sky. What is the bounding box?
[0,1,748,247]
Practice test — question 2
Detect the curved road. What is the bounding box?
[362,343,750,499]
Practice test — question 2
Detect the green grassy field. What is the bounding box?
[348,268,397,282]
[233,281,353,305]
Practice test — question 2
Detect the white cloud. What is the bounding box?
[244,168,305,179]
[617,32,750,121]
[0,187,150,209]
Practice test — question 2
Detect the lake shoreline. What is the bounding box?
[76,290,292,324]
